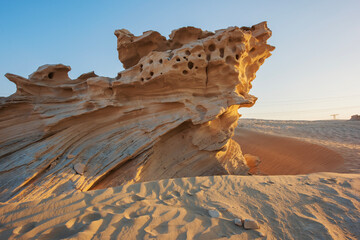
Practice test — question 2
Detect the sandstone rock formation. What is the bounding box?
[0,22,274,202]
[350,114,360,121]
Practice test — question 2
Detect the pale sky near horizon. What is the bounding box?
[0,0,359,120]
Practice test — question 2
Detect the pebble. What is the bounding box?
[208,209,220,218]
[234,218,243,226]
[244,219,260,229]
[74,163,85,175]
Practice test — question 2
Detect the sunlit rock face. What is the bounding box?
[0,22,274,202]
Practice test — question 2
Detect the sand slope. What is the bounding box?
[237,119,360,173]
[234,128,344,175]
[0,173,359,240]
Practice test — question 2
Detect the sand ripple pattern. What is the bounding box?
[0,174,359,239]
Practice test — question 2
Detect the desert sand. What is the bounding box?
[237,119,360,174]
[0,173,359,239]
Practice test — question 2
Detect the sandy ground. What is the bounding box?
[237,119,360,174]
[234,128,344,175]
[0,173,359,240]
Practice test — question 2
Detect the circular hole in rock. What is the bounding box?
[208,44,216,52]
[150,72,154,76]
[188,62,194,69]
[48,72,54,79]
[176,58,180,62]
[226,56,236,65]
[183,70,188,75]
[219,48,224,58]
[141,78,144,81]
[198,54,201,57]
[185,50,191,56]
[235,54,239,60]
[149,60,153,64]
[116,73,122,79]
[159,59,163,64]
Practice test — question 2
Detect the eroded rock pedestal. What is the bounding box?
[0,22,274,202]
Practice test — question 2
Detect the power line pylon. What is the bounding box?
[330,114,339,120]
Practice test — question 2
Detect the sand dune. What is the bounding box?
[237,119,360,173]
[234,128,344,175]
[0,173,359,240]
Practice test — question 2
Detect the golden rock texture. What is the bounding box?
[0,22,274,202]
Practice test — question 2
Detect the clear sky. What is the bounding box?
[1,0,359,120]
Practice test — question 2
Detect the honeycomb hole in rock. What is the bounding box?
[159,59,163,64]
[176,58,181,62]
[116,73,122,79]
[141,77,144,82]
[48,72,54,79]
[250,47,255,52]
[232,46,237,53]
[259,58,264,64]
[150,72,154,76]
[198,54,201,57]
[149,60,153,64]
[85,102,96,111]
[188,62,194,70]
[208,44,216,52]
[235,54,240,60]
[226,56,237,65]
[219,48,225,58]
[183,70,188,75]
[206,54,211,61]
[185,50,191,56]
[104,88,113,97]
[140,64,143,72]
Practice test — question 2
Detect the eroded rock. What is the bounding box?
[0,22,274,202]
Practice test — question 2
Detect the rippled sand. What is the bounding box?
[0,173,359,240]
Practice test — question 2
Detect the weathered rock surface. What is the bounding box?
[0,22,274,202]
[244,219,260,229]
[350,114,360,121]
[208,209,221,218]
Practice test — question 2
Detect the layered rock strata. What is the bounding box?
[0,22,274,202]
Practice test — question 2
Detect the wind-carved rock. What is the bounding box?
[0,22,274,202]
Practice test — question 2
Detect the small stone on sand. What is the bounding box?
[208,209,220,218]
[74,163,85,175]
[234,218,243,226]
[244,219,260,229]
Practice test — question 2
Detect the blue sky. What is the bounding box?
[1,0,359,120]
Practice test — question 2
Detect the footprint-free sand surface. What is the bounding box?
[0,173,359,240]
[236,119,360,174]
